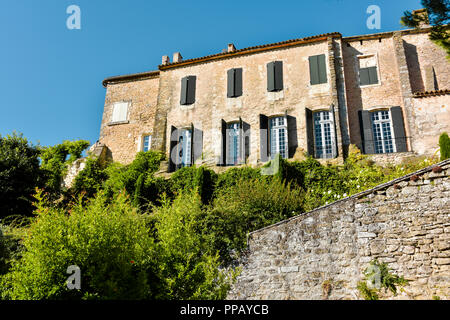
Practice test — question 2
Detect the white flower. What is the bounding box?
[328,190,332,194]
[343,193,347,197]
[357,185,360,189]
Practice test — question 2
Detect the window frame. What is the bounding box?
[269,115,288,159]
[142,135,152,152]
[357,53,381,88]
[370,109,396,154]
[313,110,335,159]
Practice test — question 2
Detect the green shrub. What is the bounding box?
[439,132,450,160]
[169,166,218,204]
[1,190,157,300]
[70,156,108,198]
[214,166,260,195]
[152,191,237,299]
[204,177,304,264]
[0,132,43,218]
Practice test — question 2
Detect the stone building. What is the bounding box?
[98,13,450,171]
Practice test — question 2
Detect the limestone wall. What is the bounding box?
[228,160,450,300]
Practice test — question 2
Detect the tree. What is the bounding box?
[401,1,450,59]
[439,132,450,160]
[0,132,42,218]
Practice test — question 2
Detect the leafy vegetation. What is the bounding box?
[357,260,409,300]
[439,132,450,160]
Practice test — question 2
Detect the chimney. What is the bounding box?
[173,52,183,63]
[227,43,236,53]
[412,9,430,28]
[162,55,170,65]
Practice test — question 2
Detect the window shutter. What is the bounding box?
[368,66,379,84]
[318,54,327,84]
[390,106,407,152]
[219,120,227,166]
[259,114,269,162]
[112,102,128,122]
[309,56,319,85]
[242,120,251,164]
[226,124,234,166]
[305,108,315,156]
[274,61,283,91]
[180,77,188,105]
[359,68,370,86]
[329,105,338,158]
[287,115,298,158]
[227,69,235,98]
[358,110,375,154]
[235,68,243,97]
[267,62,275,92]
[187,76,196,104]
[192,125,203,163]
[169,126,178,172]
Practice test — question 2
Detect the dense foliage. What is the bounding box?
[0,133,42,218]
[439,132,450,160]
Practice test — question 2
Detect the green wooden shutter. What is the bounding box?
[390,106,408,152]
[274,61,283,91]
[169,126,178,172]
[358,110,375,154]
[318,54,327,84]
[260,114,269,162]
[368,66,379,84]
[309,55,319,85]
[227,69,235,98]
[186,76,196,104]
[180,77,188,105]
[305,108,315,156]
[235,68,243,97]
[220,120,227,166]
[287,115,298,158]
[360,68,370,86]
[267,62,275,92]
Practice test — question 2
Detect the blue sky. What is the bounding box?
[0,0,422,148]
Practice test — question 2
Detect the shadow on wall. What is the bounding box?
[343,44,364,150]
[403,41,425,93]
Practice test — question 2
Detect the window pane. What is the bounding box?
[269,116,287,159]
[371,111,394,154]
[143,135,150,152]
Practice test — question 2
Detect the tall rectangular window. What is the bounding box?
[371,110,395,154]
[180,76,196,105]
[142,135,151,152]
[269,116,288,159]
[227,122,241,165]
[176,129,192,170]
[227,68,243,98]
[267,61,283,92]
[358,55,379,86]
[309,54,327,85]
[313,111,335,159]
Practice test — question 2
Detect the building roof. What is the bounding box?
[413,89,450,98]
[101,27,435,86]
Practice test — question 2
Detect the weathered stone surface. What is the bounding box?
[228,162,450,300]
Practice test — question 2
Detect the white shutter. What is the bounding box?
[112,102,128,122]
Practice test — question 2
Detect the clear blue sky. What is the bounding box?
[0,0,422,148]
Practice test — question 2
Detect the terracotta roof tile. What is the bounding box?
[413,89,450,98]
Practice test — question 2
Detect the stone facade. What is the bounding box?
[227,160,450,300]
[98,23,449,169]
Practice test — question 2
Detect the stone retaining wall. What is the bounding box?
[228,160,450,300]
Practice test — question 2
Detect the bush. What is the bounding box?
[204,177,304,264]
[169,166,218,204]
[439,132,450,160]
[70,156,108,199]
[0,132,42,218]
[152,191,237,299]
[1,190,157,300]
[214,166,260,195]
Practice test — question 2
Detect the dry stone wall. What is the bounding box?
[228,160,450,300]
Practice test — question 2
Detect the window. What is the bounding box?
[358,107,407,154]
[227,68,243,98]
[176,129,192,170]
[313,111,335,159]
[142,135,151,152]
[358,55,379,86]
[180,76,196,105]
[371,110,395,154]
[111,102,128,123]
[269,116,288,159]
[267,61,283,92]
[227,122,241,165]
[309,54,327,85]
